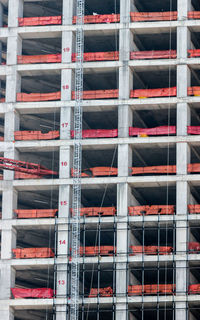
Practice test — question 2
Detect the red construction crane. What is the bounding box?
[0,157,58,176]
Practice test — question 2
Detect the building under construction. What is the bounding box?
[2,0,200,319]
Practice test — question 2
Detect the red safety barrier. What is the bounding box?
[188,86,200,96]
[14,209,58,219]
[72,89,118,100]
[188,126,200,135]
[12,248,54,259]
[17,92,61,102]
[130,11,177,22]
[130,246,173,255]
[0,175,3,180]
[188,242,200,253]
[188,204,200,214]
[0,137,4,141]
[80,246,115,256]
[71,207,116,217]
[18,16,62,27]
[128,284,175,296]
[11,288,54,299]
[129,205,175,216]
[89,287,113,298]
[188,49,200,58]
[188,12,200,20]
[129,126,176,137]
[71,167,118,178]
[72,51,119,62]
[17,54,61,64]
[71,129,118,139]
[188,284,200,294]
[130,87,177,98]
[188,163,200,173]
[15,130,60,141]
[131,165,176,175]
[130,50,177,60]
[73,14,120,24]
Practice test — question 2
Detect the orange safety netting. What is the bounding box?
[17,92,61,102]
[12,248,54,259]
[188,86,200,96]
[129,126,176,136]
[130,87,177,98]
[130,245,173,255]
[14,209,58,219]
[188,204,200,214]
[71,89,118,100]
[128,284,175,296]
[18,16,62,27]
[188,49,200,58]
[130,50,177,60]
[89,287,113,298]
[11,288,54,299]
[71,167,118,178]
[71,129,118,139]
[188,163,200,173]
[17,54,61,64]
[14,130,60,141]
[73,14,120,24]
[79,246,115,256]
[130,11,177,22]
[71,207,116,217]
[188,242,200,253]
[131,165,176,175]
[128,205,175,216]
[188,284,200,294]
[72,51,119,62]
[188,11,200,19]
[188,126,200,135]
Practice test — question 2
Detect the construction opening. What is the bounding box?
[2,0,200,319]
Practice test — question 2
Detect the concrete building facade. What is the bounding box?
[1,0,200,319]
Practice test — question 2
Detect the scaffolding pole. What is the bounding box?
[70,1,84,320]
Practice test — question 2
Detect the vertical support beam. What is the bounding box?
[62,0,75,25]
[8,0,23,27]
[116,2,132,318]
[56,2,75,319]
[118,0,133,138]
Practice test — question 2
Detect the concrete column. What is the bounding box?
[0,264,15,300]
[57,17,74,317]
[59,146,72,179]
[118,0,133,139]
[60,107,73,140]
[0,309,14,320]
[2,187,17,220]
[176,6,191,316]
[7,35,22,66]
[1,227,16,259]
[62,0,75,25]
[8,0,23,27]
[4,109,20,141]
[177,0,191,20]
[62,31,75,63]
[58,185,71,218]
[118,144,132,177]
